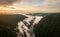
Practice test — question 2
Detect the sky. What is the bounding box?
[0,0,60,12]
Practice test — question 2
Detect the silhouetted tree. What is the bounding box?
[34,13,60,37]
[0,14,27,37]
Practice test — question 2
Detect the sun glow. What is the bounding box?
[0,6,16,14]
[0,6,29,14]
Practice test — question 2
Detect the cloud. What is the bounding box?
[26,0,60,12]
[44,0,60,8]
[0,0,20,6]
[0,0,60,12]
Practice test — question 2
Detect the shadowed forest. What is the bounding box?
[0,13,60,37]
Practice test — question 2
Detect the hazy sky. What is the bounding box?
[0,0,60,12]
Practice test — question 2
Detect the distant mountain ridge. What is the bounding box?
[27,13,50,16]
